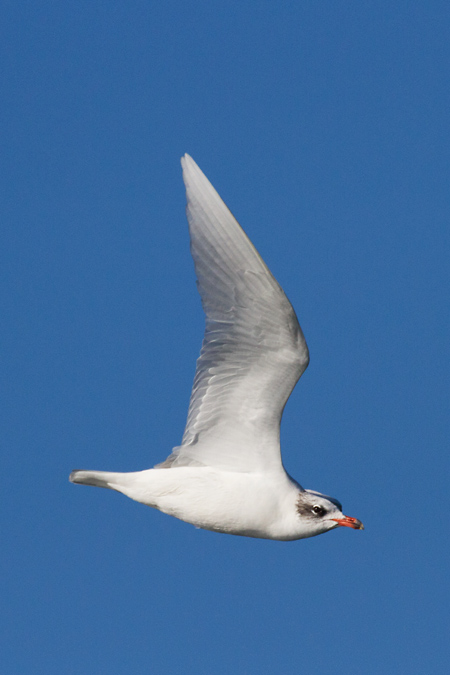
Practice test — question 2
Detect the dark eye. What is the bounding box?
[312,505,325,516]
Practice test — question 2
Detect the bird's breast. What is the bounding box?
[147,467,295,539]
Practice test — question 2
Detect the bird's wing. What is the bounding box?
[157,155,309,473]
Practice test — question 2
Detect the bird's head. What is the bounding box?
[296,489,364,538]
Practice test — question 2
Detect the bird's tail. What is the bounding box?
[69,470,123,490]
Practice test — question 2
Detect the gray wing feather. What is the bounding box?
[158,155,309,473]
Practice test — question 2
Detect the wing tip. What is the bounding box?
[181,154,214,199]
[180,153,196,173]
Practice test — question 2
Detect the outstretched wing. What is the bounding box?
[158,155,309,473]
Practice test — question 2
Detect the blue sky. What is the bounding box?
[1,2,449,673]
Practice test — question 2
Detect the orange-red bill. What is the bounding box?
[332,515,364,530]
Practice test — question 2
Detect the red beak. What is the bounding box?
[332,515,364,530]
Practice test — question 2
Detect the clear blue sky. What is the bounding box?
[1,2,448,674]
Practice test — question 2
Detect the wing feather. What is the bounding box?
[157,155,309,473]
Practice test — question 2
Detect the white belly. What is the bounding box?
[120,466,300,540]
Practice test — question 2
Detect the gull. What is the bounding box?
[70,155,363,540]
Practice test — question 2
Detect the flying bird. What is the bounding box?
[70,155,363,540]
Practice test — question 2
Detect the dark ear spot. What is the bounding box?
[297,494,325,519]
